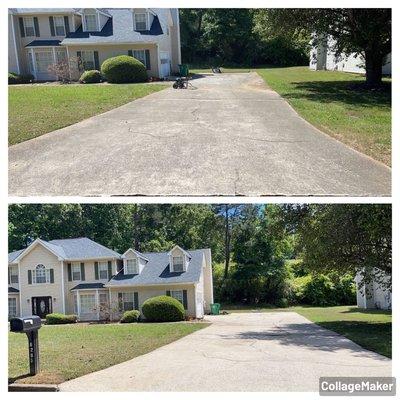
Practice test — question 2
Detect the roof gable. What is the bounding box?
[106,249,206,287]
[9,237,120,262]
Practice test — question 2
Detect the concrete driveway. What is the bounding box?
[9,73,390,196]
[59,312,391,392]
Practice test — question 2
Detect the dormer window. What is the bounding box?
[85,14,98,31]
[134,13,148,31]
[172,256,184,272]
[126,259,139,274]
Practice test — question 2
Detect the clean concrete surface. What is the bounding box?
[59,312,391,392]
[9,73,391,196]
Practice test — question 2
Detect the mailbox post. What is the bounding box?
[10,316,42,376]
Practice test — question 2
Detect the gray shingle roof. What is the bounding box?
[10,8,76,14]
[8,237,120,262]
[48,238,120,259]
[61,9,163,45]
[25,40,61,47]
[70,283,105,291]
[8,249,23,264]
[106,249,206,287]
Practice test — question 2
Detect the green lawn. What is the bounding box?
[9,322,208,384]
[256,67,391,166]
[189,66,391,165]
[222,305,391,358]
[8,83,167,145]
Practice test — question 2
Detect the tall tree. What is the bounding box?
[277,204,392,289]
[264,8,391,85]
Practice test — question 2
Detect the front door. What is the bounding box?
[32,296,52,318]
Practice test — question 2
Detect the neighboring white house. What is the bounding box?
[355,272,391,310]
[8,8,181,80]
[8,238,213,321]
[310,36,391,75]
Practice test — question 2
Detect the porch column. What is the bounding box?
[52,46,57,64]
[96,289,100,320]
[76,290,81,319]
[30,48,37,79]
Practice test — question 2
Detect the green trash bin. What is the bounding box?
[210,303,220,315]
[178,64,189,77]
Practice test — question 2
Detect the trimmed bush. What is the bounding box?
[46,313,77,325]
[8,73,18,84]
[120,310,140,323]
[79,70,102,84]
[101,55,147,83]
[9,72,34,85]
[142,295,185,322]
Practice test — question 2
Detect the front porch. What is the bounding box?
[25,40,67,81]
[71,283,110,321]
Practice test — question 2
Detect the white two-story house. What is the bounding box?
[8,237,213,321]
[8,8,181,80]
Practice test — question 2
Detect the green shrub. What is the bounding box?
[46,313,77,325]
[275,298,289,308]
[101,55,148,83]
[120,310,140,323]
[79,70,102,84]
[9,72,34,85]
[142,295,185,322]
[8,73,18,84]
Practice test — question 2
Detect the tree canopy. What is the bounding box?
[9,203,392,299]
[264,8,391,85]
[179,9,309,67]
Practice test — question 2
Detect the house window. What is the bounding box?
[98,261,109,280]
[9,266,19,284]
[85,14,98,31]
[99,293,108,306]
[71,263,81,281]
[53,16,66,36]
[80,294,96,313]
[8,298,17,318]
[126,259,138,274]
[133,50,147,68]
[81,50,95,70]
[23,17,35,37]
[121,292,134,311]
[35,51,54,73]
[134,13,147,31]
[171,290,183,304]
[56,49,67,63]
[32,264,51,284]
[172,256,184,272]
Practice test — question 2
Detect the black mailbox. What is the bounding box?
[10,316,42,333]
[10,316,42,376]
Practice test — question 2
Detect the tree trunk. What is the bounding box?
[224,205,230,279]
[365,49,383,86]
